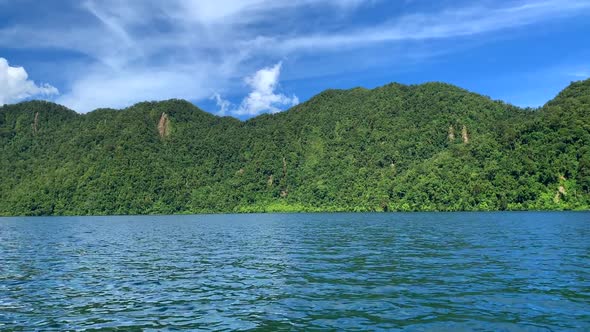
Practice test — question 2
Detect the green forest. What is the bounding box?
[1,79,589,216]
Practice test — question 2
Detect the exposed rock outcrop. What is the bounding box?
[158,113,170,138]
[554,175,568,203]
[462,125,469,144]
[448,125,455,141]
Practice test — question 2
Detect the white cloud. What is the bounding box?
[0,57,58,105]
[237,62,299,115]
[169,0,373,25]
[211,92,231,116]
[214,62,299,116]
[55,63,219,112]
[267,0,590,52]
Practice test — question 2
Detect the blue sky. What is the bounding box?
[0,0,589,118]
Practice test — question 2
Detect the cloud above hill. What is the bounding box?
[215,62,299,116]
[0,57,58,105]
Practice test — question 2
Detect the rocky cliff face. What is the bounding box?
[462,125,469,144]
[32,112,39,135]
[448,125,455,141]
[158,112,170,138]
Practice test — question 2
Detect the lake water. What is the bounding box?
[0,212,589,331]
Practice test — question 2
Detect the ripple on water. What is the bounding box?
[0,212,589,330]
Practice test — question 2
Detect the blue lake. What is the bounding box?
[0,212,589,330]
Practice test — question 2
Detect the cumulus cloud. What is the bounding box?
[0,57,58,105]
[214,62,299,116]
[237,62,299,115]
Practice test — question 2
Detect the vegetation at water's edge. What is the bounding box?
[1,79,589,216]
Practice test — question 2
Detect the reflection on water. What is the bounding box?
[1,212,589,330]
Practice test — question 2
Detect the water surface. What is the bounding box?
[1,212,589,330]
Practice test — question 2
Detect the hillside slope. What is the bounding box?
[1,80,589,215]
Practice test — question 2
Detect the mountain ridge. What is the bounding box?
[1,79,589,216]
[5,78,577,119]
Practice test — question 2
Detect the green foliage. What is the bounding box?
[1,80,589,216]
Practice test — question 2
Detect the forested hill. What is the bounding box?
[1,79,589,216]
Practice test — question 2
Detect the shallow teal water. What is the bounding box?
[0,212,589,331]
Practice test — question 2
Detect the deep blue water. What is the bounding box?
[0,212,589,331]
